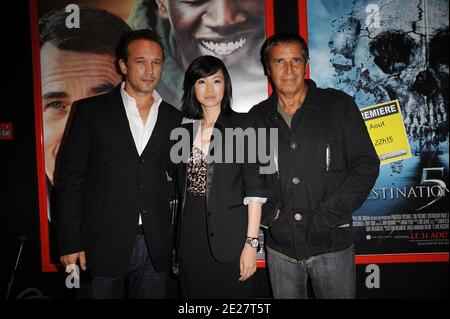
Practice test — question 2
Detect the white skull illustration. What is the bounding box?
[328,0,448,155]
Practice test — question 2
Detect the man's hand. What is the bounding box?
[60,251,86,271]
[274,209,281,220]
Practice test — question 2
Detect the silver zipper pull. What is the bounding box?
[326,143,331,172]
[274,148,279,179]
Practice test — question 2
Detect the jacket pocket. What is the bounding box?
[306,214,332,249]
[83,209,116,244]
[329,226,353,249]
[228,203,245,210]
[84,209,115,224]
[318,140,347,174]
[307,227,331,249]
[268,213,292,246]
[228,204,246,217]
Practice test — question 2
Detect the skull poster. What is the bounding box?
[308,0,449,256]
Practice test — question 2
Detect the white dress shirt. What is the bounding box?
[120,82,162,224]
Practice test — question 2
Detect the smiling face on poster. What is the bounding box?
[155,0,265,69]
[128,0,268,111]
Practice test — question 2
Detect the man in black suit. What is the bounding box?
[57,29,182,299]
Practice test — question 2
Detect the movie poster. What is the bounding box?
[31,0,270,271]
[307,0,449,258]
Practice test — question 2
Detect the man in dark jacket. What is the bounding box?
[247,33,380,298]
[57,30,182,298]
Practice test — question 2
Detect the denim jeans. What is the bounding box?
[91,228,169,299]
[267,245,355,299]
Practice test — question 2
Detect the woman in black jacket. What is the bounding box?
[173,55,266,298]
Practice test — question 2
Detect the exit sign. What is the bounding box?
[0,123,13,140]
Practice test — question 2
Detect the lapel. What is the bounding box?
[205,112,233,207]
[110,86,172,159]
[264,93,282,125]
[179,121,194,183]
[265,83,321,130]
[206,139,215,208]
[183,114,233,207]
[183,121,195,158]
[140,101,167,158]
[109,87,140,157]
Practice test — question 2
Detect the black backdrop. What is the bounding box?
[1,0,447,300]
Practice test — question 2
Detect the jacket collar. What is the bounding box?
[108,86,139,156]
[108,85,169,158]
[302,79,322,112]
[264,79,322,121]
[182,110,236,207]
[214,110,237,128]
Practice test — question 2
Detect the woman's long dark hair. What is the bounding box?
[182,55,233,119]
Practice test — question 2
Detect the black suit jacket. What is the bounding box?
[56,86,182,276]
[174,111,266,264]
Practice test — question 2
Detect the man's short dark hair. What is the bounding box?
[182,55,233,120]
[40,4,131,56]
[260,32,309,74]
[116,29,165,63]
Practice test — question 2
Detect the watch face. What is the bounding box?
[249,238,259,248]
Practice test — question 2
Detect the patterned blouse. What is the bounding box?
[186,145,207,195]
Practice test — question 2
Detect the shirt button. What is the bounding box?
[291,142,298,150]
[294,213,302,221]
[292,177,300,184]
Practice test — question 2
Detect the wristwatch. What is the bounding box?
[245,237,259,248]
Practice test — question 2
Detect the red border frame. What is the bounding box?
[298,0,310,79]
[30,0,59,272]
[265,0,275,37]
[32,0,277,272]
[355,253,449,264]
[265,0,275,96]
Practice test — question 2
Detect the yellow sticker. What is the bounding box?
[360,100,411,165]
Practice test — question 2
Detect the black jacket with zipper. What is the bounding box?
[246,79,380,260]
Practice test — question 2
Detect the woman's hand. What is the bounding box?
[239,244,257,281]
